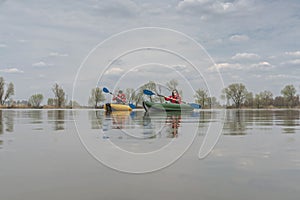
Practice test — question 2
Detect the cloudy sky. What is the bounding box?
[0,0,299,105]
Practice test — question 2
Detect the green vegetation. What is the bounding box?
[281,85,297,108]
[222,83,299,109]
[28,94,43,108]
[222,83,248,108]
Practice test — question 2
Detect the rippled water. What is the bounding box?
[0,109,299,200]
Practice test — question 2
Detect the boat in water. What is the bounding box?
[142,101,194,112]
[104,103,132,112]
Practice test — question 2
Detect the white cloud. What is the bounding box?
[49,52,69,57]
[285,51,300,57]
[91,0,139,18]
[171,64,188,71]
[230,34,249,42]
[212,1,235,13]
[177,0,210,10]
[209,61,274,72]
[0,68,24,73]
[208,62,242,71]
[0,44,7,48]
[250,61,274,70]
[18,39,28,43]
[32,61,48,67]
[285,59,300,65]
[267,74,290,80]
[232,53,260,60]
[177,0,252,15]
[104,67,124,75]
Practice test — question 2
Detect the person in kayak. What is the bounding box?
[113,90,127,104]
[164,89,182,104]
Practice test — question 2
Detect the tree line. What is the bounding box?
[0,76,299,109]
[221,83,299,109]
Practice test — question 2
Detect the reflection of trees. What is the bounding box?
[274,110,300,134]
[198,111,214,136]
[223,110,247,135]
[4,110,14,132]
[28,110,43,124]
[47,110,65,131]
[0,110,3,134]
[251,110,273,126]
[0,110,15,133]
[223,110,274,135]
[89,110,103,129]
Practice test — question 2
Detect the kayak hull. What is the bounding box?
[143,101,194,112]
[104,103,132,112]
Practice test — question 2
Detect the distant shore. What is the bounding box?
[1,105,299,110]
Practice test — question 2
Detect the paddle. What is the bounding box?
[143,89,201,109]
[102,87,136,109]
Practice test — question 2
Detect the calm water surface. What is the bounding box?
[0,109,300,200]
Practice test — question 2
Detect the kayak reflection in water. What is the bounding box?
[103,111,130,131]
[165,113,181,138]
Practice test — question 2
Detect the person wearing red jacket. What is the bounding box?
[113,90,126,104]
[164,89,182,104]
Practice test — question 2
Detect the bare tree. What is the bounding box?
[194,89,208,108]
[260,90,273,107]
[0,77,4,104]
[47,98,54,106]
[88,87,105,108]
[166,79,178,91]
[125,88,140,105]
[244,92,254,108]
[52,83,65,108]
[222,83,248,108]
[29,94,44,108]
[137,81,158,103]
[281,84,296,108]
[0,77,14,105]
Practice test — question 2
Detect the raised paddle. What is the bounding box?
[102,87,136,109]
[143,89,201,109]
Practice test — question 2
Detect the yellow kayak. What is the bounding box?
[104,103,132,112]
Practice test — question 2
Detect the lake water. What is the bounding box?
[0,109,300,200]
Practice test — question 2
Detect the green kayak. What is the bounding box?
[143,101,194,112]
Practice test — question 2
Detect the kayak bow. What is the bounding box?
[143,101,194,112]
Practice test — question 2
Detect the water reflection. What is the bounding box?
[165,112,181,138]
[98,110,198,140]
[223,110,247,135]
[223,110,300,135]
[89,110,103,129]
[0,110,15,134]
[86,109,300,137]
[0,109,298,137]
[0,110,3,135]
[47,110,65,131]
[28,110,43,124]
[274,110,300,134]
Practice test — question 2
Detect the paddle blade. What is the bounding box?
[143,89,155,96]
[189,103,201,109]
[129,103,136,109]
[102,87,109,93]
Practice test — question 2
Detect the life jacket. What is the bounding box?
[165,95,181,104]
[113,93,126,104]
